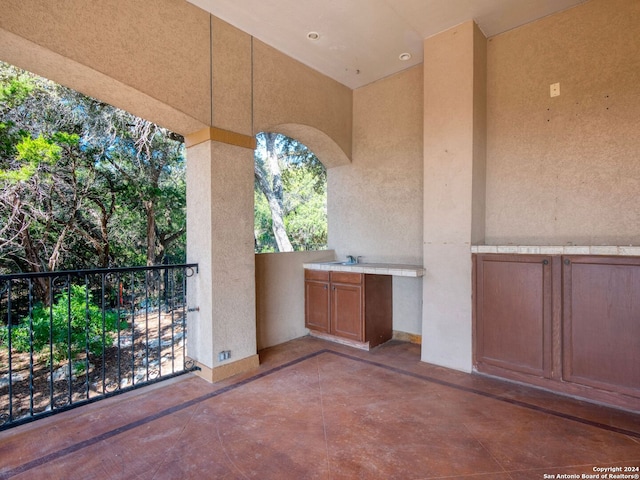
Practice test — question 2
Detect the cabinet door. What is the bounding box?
[331,282,363,341]
[562,256,640,397]
[475,254,552,378]
[305,280,330,333]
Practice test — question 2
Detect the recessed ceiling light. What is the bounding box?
[399,53,411,61]
[307,32,320,40]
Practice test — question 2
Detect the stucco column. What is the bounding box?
[422,21,487,372]
[185,129,258,381]
[184,17,257,381]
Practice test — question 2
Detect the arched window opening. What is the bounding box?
[254,132,327,253]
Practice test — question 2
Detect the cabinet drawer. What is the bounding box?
[330,271,362,284]
[305,269,329,281]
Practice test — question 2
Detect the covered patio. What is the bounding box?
[1,0,639,475]
[1,337,638,479]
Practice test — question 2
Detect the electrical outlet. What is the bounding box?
[218,350,231,361]
[550,82,560,97]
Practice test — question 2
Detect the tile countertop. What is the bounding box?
[303,262,426,277]
[471,245,640,256]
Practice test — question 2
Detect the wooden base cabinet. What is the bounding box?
[305,270,392,349]
[304,271,331,333]
[562,256,640,399]
[474,254,640,411]
[474,254,553,379]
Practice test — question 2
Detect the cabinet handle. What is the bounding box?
[543,259,549,265]
[564,259,571,265]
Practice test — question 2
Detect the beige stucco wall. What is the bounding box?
[422,21,486,372]
[472,24,488,245]
[255,250,336,350]
[0,0,211,135]
[485,0,640,245]
[252,40,353,163]
[0,0,353,147]
[211,17,253,135]
[186,140,257,368]
[330,65,424,335]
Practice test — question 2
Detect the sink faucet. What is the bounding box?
[346,255,362,264]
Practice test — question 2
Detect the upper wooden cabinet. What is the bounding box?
[474,253,640,412]
[305,270,392,349]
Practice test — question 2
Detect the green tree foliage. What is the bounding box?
[0,62,185,284]
[254,132,327,253]
[100,112,186,266]
[254,189,277,252]
[0,284,127,362]
[283,165,327,249]
[0,72,33,160]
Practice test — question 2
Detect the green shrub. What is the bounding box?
[0,284,128,361]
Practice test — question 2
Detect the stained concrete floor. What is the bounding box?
[0,337,639,479]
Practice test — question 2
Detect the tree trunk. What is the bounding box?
[264,133,284,203]
[144,200,157,266]
[16,208,50,304]
[254,164,293,252]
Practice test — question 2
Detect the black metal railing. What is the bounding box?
[0,263,198,431]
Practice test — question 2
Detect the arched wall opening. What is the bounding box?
[253,124,350,349]
[267,124,350,169]
[253,124,351,255]
[254,132,327,254]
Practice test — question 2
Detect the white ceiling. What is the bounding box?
[187,0,586,89]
